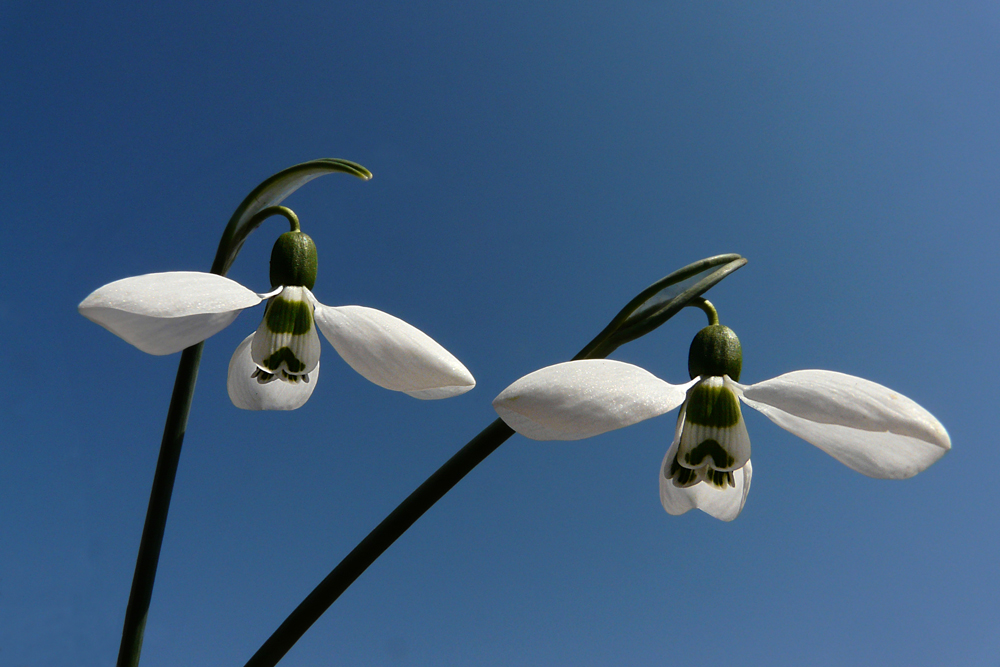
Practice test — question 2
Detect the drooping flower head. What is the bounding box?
[666,323,747,491]
[493,301,949,521]
[80,209,475,410]
[246,228,321,386]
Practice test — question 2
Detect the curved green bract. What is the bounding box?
[210,158,372,276]
[573,254,747,360]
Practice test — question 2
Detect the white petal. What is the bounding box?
[79,272,262,355]
[659,458,752,521]
[227,333,318,410]
[313,303,475,397]
[492,359,694,441]
[251,287,321,378]
[677,377,751,471]
[660,407,753,521]
[404,386,475,400]
[739,370,950,479]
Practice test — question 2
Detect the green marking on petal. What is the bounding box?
[262,347,306,373]
[666,452,738,489]
[252,368,277,384]
[672,465,698,487]
[709,469,736,489]
[665,456,699,488]
[683,439,735,469]
[265,297,313,335]
[685,381,741,428]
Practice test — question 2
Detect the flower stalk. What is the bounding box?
[114,159,371,667]
[688,297,719,326]
[242,254,747,667]
[117,344,203,667]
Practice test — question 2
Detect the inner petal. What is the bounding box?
[675,377,751,473]
[665,451,736,489]
[250,286,321,382]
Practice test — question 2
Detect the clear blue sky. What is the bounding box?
[2,2,997,665]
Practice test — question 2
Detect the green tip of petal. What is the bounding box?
[683,439,736,469]
[261,347,308,373]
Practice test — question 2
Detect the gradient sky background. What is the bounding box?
[3,2,998,666]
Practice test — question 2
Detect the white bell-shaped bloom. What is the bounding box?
[492,359,949,521]
[80,271,475,410]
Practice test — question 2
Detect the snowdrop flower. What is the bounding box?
[80,228,475,410]
[493,320,949,521]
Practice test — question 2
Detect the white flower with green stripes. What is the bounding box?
[492,359,949,521]
[79,271,475,410]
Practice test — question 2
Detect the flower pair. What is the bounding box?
[492,324,949,520]
[79,269,475,410]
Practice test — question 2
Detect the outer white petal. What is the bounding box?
[313,303,475,398]
[660,405,752,521]
[492,359,694,441]
[404,386,474,400]
[79,271,262,355]
[739,370,950,479]
[227,334,318,410]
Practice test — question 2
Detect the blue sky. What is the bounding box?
[2,2,998,665]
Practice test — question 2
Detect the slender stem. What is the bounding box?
[241,257,748,667]
[117,343,204,667]
[114,160,371,667]
[248,206,301,233]
[244,418,514,667]
[689,298,720,326]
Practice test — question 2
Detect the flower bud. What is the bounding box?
[270,231,318,289]
[688,324,742,381]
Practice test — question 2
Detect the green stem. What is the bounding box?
[243,418,515,667]
[115,159,370,667]
[116,343,204,667]
[689,298,720,326]
[248,206,301,233]
[240,255,747,667]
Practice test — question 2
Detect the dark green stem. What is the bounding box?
[117,343,204,667]
[114,159,370,667]
[244,418,515,667]
[240,254,747,667]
